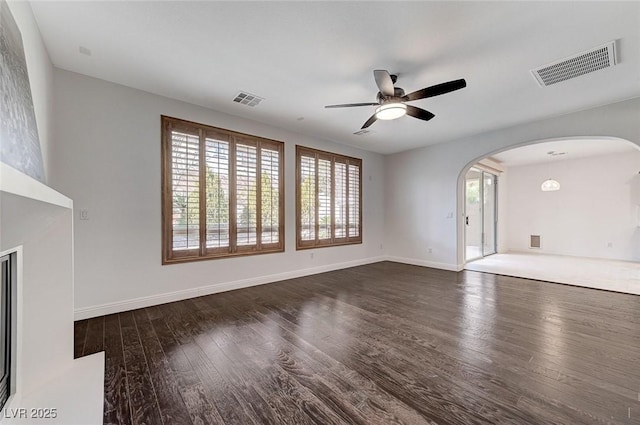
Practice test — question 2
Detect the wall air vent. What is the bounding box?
[233,91,264,107]
[531,41,617,87]
[529,235,542,249]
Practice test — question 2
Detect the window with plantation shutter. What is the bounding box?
[296,146,362,249]
[235,142,258,247]
[162,116,284,264]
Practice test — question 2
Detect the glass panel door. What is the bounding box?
[483,173,497,256]
[465,168,497,262]
[465,168,483,261]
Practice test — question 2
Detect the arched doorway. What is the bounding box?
[457,136,640,293]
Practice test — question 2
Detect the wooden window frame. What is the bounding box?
[296,145,362,250]
[162,116,284,264]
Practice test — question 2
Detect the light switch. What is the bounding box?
[80,209,89,220]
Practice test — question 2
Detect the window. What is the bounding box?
[162,116,284,264]
[296,145,362,249]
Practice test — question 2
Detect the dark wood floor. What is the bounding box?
[75,261,640,425]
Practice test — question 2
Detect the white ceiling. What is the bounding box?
[491,138,638,167]
[31,1,640,154]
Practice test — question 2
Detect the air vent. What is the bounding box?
[529,235,542,249]
[531,41,616,87]
[547,150,567,157]
[353,129,373,136]
[78,46,92,56]
[233,91,264,107]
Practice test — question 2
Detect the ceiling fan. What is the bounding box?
[325,70,467,129]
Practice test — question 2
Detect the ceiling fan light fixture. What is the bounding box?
[325,70,466,129]
[375,103,406,120]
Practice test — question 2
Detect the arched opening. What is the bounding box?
[456,136,640,293]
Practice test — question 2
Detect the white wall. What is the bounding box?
[504,150,640,261]
[385,97,640,270]
[50,70,386,318]
[6,1,54,181]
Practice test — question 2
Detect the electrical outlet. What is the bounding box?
[607,242,613,248]
[79,209,89,220]
[310,252,314,259]
[428,248,433,254]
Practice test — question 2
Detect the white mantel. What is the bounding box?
[0,163,103,424]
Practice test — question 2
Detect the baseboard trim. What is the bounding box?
[386,256,463,272]
[74,256,386,320]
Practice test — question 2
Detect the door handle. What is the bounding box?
[465,216,469,225]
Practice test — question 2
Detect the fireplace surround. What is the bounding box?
[0,163,104,424]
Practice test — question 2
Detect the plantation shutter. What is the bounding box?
[235,141,258,249]
[204,130,231,254]
[334,159,347,240]
[296,146,362,249]
[299,153,316,243]
[317,155,332,242]
[169,126,200,258]
[348,162,360,238]
[162,116,284,264]
[260,144,281,246]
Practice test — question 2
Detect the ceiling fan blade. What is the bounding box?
[361,114,378,129]
[325,102,379,108]
[403,79,467,102]
[406,105,435,121]
[374,70,395,97]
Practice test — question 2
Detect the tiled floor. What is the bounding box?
[465,252,640,295]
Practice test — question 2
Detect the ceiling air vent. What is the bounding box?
[233,91,264,107]
[531,41,617,87]
[353,129,373,136]
[547,150,567,157]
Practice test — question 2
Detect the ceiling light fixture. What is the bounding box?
[541,179,560,192]
[375,103,406,120]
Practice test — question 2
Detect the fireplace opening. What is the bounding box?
[0,253,14,409]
